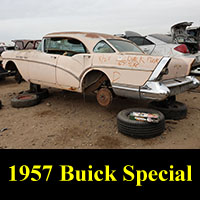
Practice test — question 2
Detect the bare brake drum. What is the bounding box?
[96,88,113,107]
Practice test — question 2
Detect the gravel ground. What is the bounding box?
[0,77,200,149]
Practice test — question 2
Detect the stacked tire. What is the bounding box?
[149,101,187,120]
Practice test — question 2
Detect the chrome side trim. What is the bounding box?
[112,84,140,99]
[3,58,79,81]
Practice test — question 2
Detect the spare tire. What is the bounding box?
[11,93,40,108]
[149,101,187,120]
[117,108,165,139]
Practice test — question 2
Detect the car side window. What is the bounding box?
[37,42,42,51]
[44,38,87,56]
[93,41,115,53]
[128,37,154,46]
[25,41,35,49]
[15,41,24,50]
[128,37,144,46]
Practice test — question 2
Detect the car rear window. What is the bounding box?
[128,37,154,46]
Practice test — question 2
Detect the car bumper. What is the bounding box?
[190,66,200,75]
[112,76,200,101]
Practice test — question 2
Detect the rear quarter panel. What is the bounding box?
[162,57,194,80]
[92,53,163,86]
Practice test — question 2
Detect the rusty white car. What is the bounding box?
[2,32,200,106]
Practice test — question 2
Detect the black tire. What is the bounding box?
[11,93,41,108]
[149,101,187,120]
[0,100,2,109]
[117,108,165,139]
[15,70,23,84]
[35,88,49,100]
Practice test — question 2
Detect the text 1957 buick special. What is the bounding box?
[2,32,200,106]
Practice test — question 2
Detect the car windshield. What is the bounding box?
[108,39,143,53]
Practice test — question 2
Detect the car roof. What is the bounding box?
[125,31,142,37]
[44,32,124,52]
[148,34,175,44]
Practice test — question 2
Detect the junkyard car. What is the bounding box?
[12,40,41,50]
[173,22,200,75]
[2,32,199,106]
[119,30,200,75]
[0,42,15,79]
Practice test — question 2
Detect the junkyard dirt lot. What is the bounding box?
[0,77,200,149]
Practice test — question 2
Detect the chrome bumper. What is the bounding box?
[112,76,200,101]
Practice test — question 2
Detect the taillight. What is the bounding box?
[174,44,190,53]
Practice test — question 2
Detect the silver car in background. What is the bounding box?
[118,30,200,75]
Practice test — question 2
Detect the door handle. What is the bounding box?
[51,56,57,59]
[83,55,91,58]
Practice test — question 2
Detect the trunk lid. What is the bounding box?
[171,22,199,54]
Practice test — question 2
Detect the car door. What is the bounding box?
[55,38,92,91]
[28,50,58,87]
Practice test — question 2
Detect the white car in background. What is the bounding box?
[119,31,200,75]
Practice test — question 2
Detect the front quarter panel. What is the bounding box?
[2,50,31,81]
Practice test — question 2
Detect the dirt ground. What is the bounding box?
[0,77,200,149]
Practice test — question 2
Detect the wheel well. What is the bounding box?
[82,70,111,93]
[5,61,17,71]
